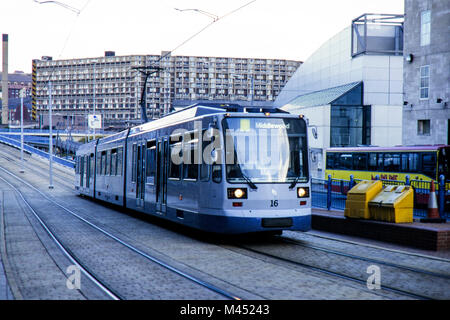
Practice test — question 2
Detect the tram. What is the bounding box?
[75,104,312,234]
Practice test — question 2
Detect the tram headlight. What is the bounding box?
[227,188,248,199]
[297,187,309,198]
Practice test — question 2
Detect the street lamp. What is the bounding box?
[174,8,219,21]
[48,80,54,189]
[33,0,81,15]
[19,88,26,173]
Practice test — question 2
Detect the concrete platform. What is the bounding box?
[312,209,450,251]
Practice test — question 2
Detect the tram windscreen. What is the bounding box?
[223,117,308,183]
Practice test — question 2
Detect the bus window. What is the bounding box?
[401,153,408,172]
[422,153,436,179]
[384,153,400,172]
[339,154,353,170]
[438,147,449,180]
[409,153,419,172]
[353,153,367,171]
[326,153,336,169]
[368,153,377,171]
[377,153,384,170]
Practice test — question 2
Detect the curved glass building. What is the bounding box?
[274,14,405,178]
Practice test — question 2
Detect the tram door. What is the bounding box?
[136,143,146,207]
[156,137,168,214]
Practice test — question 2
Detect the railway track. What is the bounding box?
[228,234,450,300]
[0,165,242,300]
[1,144,448,300]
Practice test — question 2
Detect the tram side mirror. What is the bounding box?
[211,149,218,163]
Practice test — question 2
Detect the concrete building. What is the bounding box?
[0,71,32,99]
[402,0,450,145]
[274,14,404,178]
[32,52,300,126]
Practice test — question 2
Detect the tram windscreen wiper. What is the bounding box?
[289,176,301,189]
[240,172,258,190]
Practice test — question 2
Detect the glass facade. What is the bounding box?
[330,83,371,147]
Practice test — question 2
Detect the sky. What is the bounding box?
[1,0,404,74]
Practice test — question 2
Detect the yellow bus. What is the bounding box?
[325,145,450,206]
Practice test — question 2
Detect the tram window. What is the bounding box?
[80,157,84,185]
[90,154,94,177]
[84,156,88,175]
[101,151,107,175]
[96,152,101,175]
[368,153,377,171]
[384,153,400,172]
[169,142,181,180]
[131,144,137,182]
[117,147,123,176]
[339,154,353,170]
[146,141,156,182]
[422,153,436,178]
[111,149,117,176]
[200,131,210,181]
[75,157,79,174]
[353,153,367,171]
[183,138,198,181]
[106,150,111,176]
[212,164,222,183]
[200,164,209,181]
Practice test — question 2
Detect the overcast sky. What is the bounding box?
[1,0,404,73]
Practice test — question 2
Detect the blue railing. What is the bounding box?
[311,175,449,220]
[0,134,75,169]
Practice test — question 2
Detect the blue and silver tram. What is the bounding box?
[75,104,311,234]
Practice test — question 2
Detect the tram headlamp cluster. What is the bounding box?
[227,188,248,199]
[297,187,309,198]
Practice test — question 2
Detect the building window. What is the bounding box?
[420,10,431,46]
[417,119,430,135]
[420,65,430,99]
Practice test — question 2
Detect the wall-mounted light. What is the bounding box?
[405,54,413,63]
[437,98,448,107]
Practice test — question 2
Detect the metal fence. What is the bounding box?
[311,175,449,220]
[0,134,75,169]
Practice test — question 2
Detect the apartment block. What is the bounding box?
[32,52,301,125]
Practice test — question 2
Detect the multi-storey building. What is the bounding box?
[402,0,450,145]
[0,71,32,99]
[32,52,300,125]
